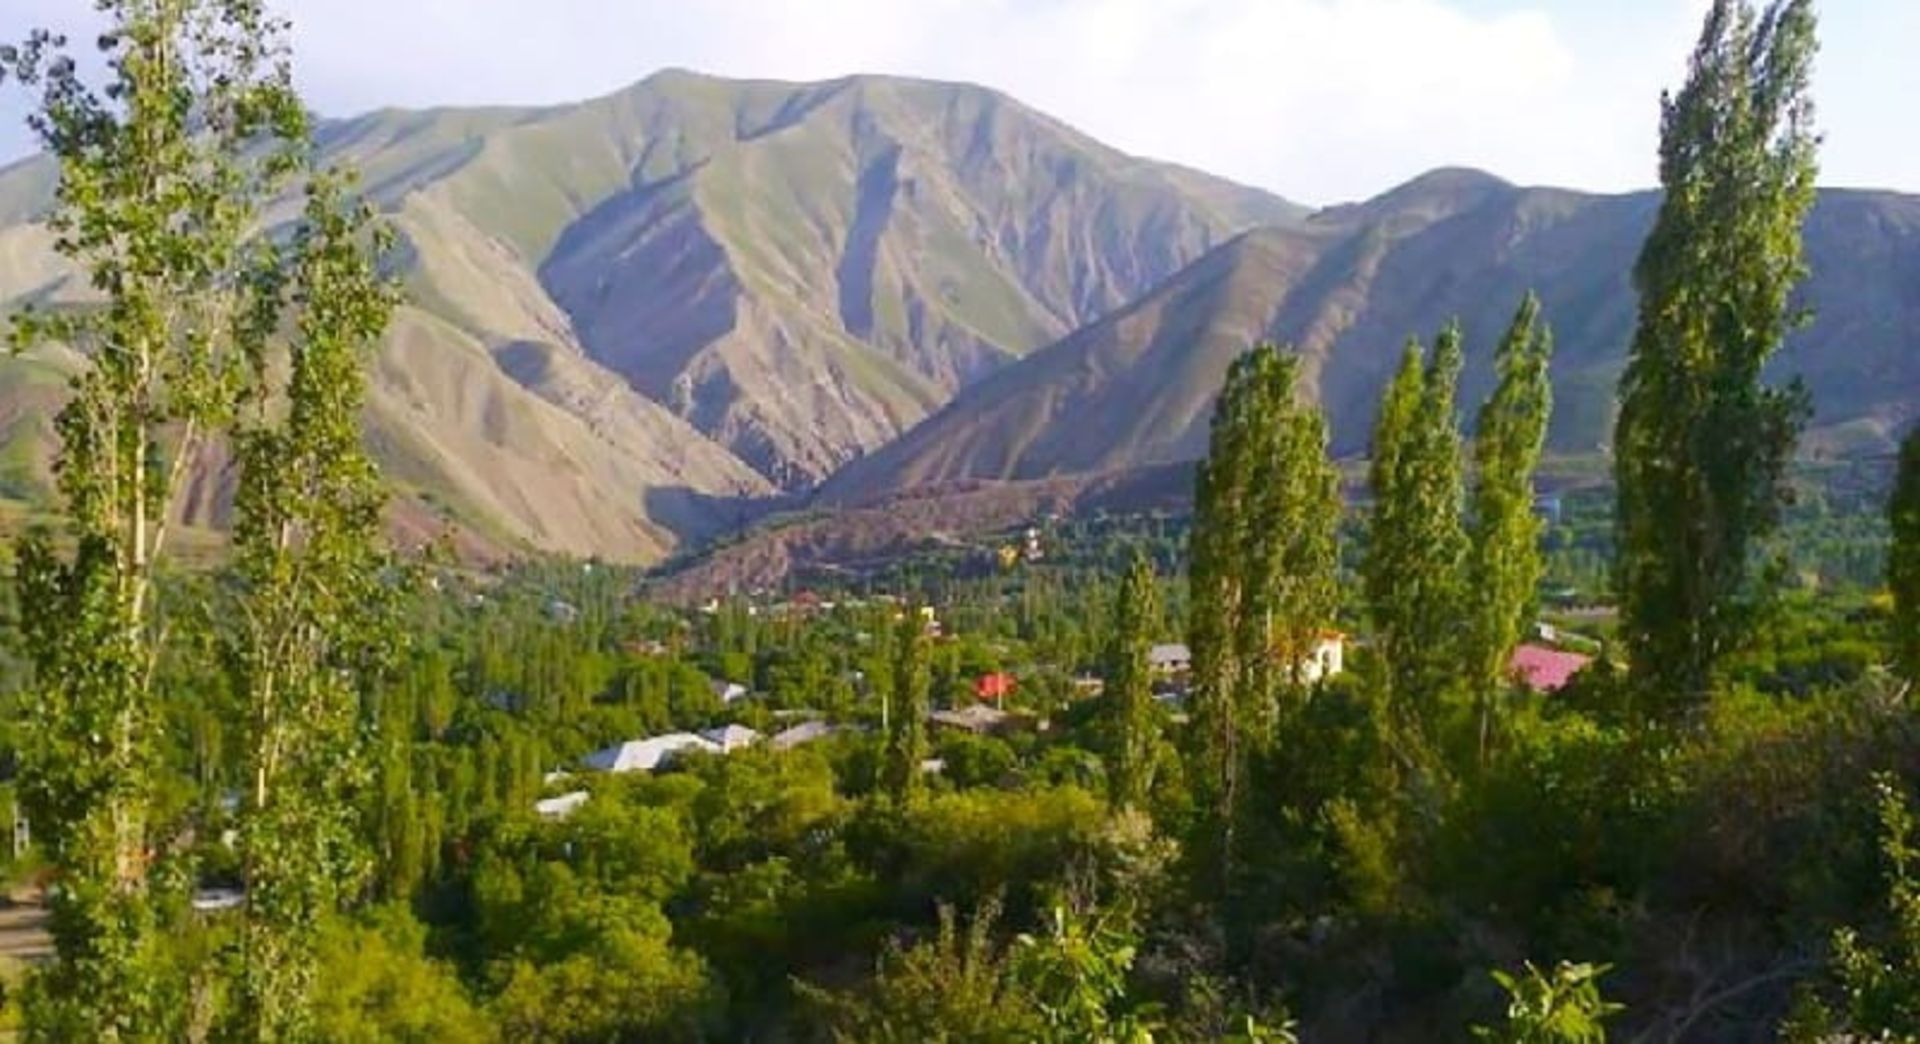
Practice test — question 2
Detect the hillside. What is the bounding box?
[825,171,1920,499]
[314,69,1302,484]
[0,70,1302,559]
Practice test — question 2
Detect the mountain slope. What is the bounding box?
[518,71,1306,480]
[0,70,1302,557]
[825,172,1920,499]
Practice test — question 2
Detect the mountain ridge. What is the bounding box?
[824,177,1920,500]
[0,69,1304,559]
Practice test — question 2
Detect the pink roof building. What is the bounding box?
[1509,644,1591,693]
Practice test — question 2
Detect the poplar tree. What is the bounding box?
[1103,551,1162,812]
[1364,324,1469,724]
[1889,427,1920,686]
[1613,0,1820,710]
[1189,345,1340,888]
[2,5,309,1036]
[226,171,397,1041]
[1465,295,1554,758]
[882,609,931,803]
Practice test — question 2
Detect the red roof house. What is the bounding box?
[974,672,1016,707]
[1509,644,1592,693]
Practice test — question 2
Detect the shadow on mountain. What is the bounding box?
[643,484,797,561]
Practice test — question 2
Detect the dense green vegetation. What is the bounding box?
[3,0,1918,1041]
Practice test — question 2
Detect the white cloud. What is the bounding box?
[1,1,1911,202]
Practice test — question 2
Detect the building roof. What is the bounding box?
[710,679,751,704]
[929,704,1013,733]
[1510,644,1592,693]
[700,724,763,752]
[770,720,839,750]
[975,672,1017,700]
[583,732,721,773]
[1149,643,1192,667]
[535,790,590,820]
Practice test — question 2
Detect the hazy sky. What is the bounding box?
[1,0,1912,204]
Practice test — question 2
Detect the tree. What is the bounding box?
[1781,774,1920,1042]
[225,171,398,1040]
[1613,0,1820,710]
[1364,324,1470,726]
[1472,962,1622,1043]
[1889,427,1920,686]
[1465,296,1555,760]
[882,608,932,803]
[1188,345,1341,889]
[1102,551,1162,812]
[2,4,312,1036]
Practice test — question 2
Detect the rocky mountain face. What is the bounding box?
[0,70,1301,559]
[825,169,1920,501]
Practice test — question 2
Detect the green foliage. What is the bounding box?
[1,1,388,1036]
[1613,0,1821,709]
[1364,324,1469,730]
[1010,906,1158,1043]
[1473,961,1622,1043]
[1466,295,1555,759]
[1890,428,1920,686]
[881,609,933,802]
[312,907,492,1043]
[226,168,398,1041]
[1784,774,1920,1042]
[1188,344,1340,891]
[803,898,1042,1043]
[1102,551,1164,811]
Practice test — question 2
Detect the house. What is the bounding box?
[929,704,1014,735]
[1148,644,1192,675]
[535,790,590,820]
[974,672,1016,707]
[583,733,721,773]
[1147,633,1345,683]
[710,679,751,705]
[546,599,581,624]
[1509,644,1592,693]
[771,720,840,750]
[700,724,762,753]
[1300,631,1346,684]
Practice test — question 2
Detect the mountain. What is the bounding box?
[824,170,1920,500]
[320,69,1302,484]
[0,70,1302,559]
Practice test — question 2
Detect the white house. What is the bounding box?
[710,679,750,705]
[534,790,590,820]
[1145,634,1345,683]
[1300,631,1346,683]
[700,724,762,753]
[584,732,721,773]
[1148,643,1192,675]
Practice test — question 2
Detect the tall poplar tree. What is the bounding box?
[1613,0,1819,710]
[1889,428,1920,686]
[3,5,310,1036]
[1363,323,1469,724]
[882,609,932,803]
[1188,345,1340,889]
[1103,551,1162,812]
[226,171,397,1041]
[1465,295,1554,757]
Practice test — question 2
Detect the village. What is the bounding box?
[529,590,1598,822]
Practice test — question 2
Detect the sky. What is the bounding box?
[1,0,1913,205]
